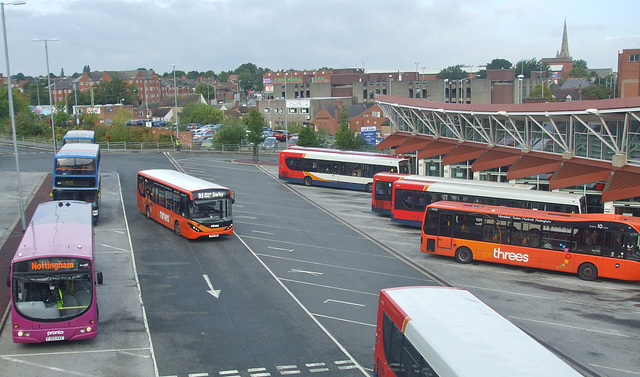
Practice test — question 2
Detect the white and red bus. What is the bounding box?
[8,201,103,343]
[375,286,583,377]
[391,176,585,228]
[421,201,640,281]
[279,146,410,192]
[372,173,535,217]
[137,169,234,239]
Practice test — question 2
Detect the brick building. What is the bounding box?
[617,49,640,98]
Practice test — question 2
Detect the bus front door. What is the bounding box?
[438,213,453,250]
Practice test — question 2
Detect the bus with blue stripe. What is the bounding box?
[52,144,101,224]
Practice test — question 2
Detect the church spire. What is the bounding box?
[557,19,571,59]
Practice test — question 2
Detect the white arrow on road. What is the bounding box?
[203,274,221,298]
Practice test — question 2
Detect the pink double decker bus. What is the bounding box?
[7,201,103,343]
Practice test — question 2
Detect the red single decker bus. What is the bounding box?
[375,286,583,377]
[137,169,234,239]
[279,146,410,192]
[372,172,409,215]
[421,201,640,281]
[8,201,103,343]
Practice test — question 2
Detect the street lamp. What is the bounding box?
[2,0,26,231]
[517,74,524,104]
[33,37,58,150]
[172,64,178,138]
[443,79,448,102]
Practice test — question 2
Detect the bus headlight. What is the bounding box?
[17,331,23,337]
[188,223,202,232]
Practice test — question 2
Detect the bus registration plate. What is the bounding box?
[208,234,220,238]
[46,336,65,341]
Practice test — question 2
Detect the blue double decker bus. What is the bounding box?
[52,144,101,224]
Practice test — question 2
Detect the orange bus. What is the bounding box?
[137,169,234,239]
[421,201,640,281]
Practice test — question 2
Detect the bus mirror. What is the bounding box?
[96,270,103,285]
[232,191,235,204]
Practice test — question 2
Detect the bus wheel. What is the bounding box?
[455,247,473,264]
[304,176,312,186]
[174,221,181,236]
[578,263,598,281]
[145,206,150,219]
[365,183,373,193]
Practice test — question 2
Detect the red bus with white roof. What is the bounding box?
[137,169,234,239]
[8,201,103,343]
[375,286,583,377]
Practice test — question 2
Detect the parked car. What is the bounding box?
[186,123,202,130]
[288,136,298,147]
[261,136,278,150]
[272,129,291,142]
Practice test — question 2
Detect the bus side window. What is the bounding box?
[439,214,453,237]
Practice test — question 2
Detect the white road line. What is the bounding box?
[0,356,96,376]
[289,269,323,276]
[312,313,376,327]
[269,246,295,252]
[279,278,379,297]
[218,370,240,375]
[252,229,273,234]
[509,315,639,339]
[323,299,365,307]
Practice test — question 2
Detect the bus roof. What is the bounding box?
[429,201,640,224]
[382,286,582,377]
[12,201,94,263]
[281,148,410,165]
[55,143,100,158]
[287,146,408,159]
[63,130,95,139]
[396,180,582,205]
[402,175,534,190]
[138,169,230,193]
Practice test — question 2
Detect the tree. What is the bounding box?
[527,84,556,102]
[573,59,588,69]
[244,109,267,162]
[486,58,512,70]
[297,125,320,147]
[436,65,468,80]
[195,83,214,102]
[582,84,614,100]
[514,58,550,78]
[179,103,223,125]
[334,108,366,150]
[569,66,589,78]
[213,118,245,148]
[92,80,136,105]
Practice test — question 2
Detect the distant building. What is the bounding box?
[617,48,640,98]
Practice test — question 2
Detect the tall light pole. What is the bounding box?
[443,79,448,102]
[73,81,78,124]
[517,74,524,103]
[172,64,178,138]
[2,0,26,231]
[33,37,58,150]
[284,70,288,138]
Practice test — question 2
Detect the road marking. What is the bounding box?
[269,246,294,252]
[188,373,209,377]
[218,370,239,376]
[203,274,221,298]
[323,299,364,307]
[312,313,375,327]
[251,229,272,234]
[289,269,323,276]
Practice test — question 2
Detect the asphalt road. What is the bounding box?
[1,146,638,377]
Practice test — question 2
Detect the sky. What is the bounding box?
[2,0,639,78]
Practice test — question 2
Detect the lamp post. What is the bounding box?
[33,37,58,150]
[172,64,178,139]
[517,74,524,104]
[443,79,448,102]
[73,81,78,125]
[284,70,288,138]
[2,0,26,231]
